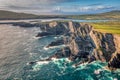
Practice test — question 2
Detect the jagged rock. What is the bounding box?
[35,21,120,70]
[36,32,53,37]
[108,53,120,70]
[49,47,71,59]
[46,39,65,48]
[36,21,69,37]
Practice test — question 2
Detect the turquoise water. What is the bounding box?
[0,24,120,80]
[23,59,120,80]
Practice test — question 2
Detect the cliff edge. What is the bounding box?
[36,21,120,70]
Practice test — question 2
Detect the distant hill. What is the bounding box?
[0,10,120,20]
[0,10,39,20]
[67,10,120,20]
[0,10,66,20]
[100,10,120,15]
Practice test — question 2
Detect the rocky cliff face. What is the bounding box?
[36,21,120,70]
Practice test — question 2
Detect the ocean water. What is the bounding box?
[0,24,120,80]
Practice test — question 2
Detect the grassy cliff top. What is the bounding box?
[67,10,120,20]
[90,21,120,35]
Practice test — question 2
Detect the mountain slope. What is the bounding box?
[67,10,120,20]
[0,10,38,20]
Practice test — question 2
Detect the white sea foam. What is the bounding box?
[43,46,49,50]
[36,61,49,65]
[32,36,40,40]
[72,65,76,68]
[51,58,58,61]
[39,56,49,60]
[80,62,88,66]
[32,61,50,71]
[94,70,100,75]
[74,62,89,71]
[65,58,71,63]
[44,45,66,50]
[54,37,58,39]
[113,78,118,80]
[29,52,38,56]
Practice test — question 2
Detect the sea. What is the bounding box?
[0,19,120,80]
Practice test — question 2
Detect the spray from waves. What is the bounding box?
[32,36,40,40]
[54,35,63,39]
[51,58,75,75]
[25,58,120,80]
[32,61,50,71]
[43,46,49,50]
[31,58,74,72]
[43,45,66,50]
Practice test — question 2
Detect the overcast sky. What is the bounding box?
[0,0,120,15]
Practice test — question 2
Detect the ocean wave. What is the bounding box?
[32,36,40,40]
[44,45,66,50]
[27,58,120,80]
[32,61,50,71]
[31,58,72,72]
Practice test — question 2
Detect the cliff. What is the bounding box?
[36,21,120,70]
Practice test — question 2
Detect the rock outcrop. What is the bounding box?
[36,21,69,37]
[36,21,120,70]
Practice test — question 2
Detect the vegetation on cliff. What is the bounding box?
[67,10,120,20]
[90,21,120,35]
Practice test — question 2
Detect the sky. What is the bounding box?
[0,0,120,15]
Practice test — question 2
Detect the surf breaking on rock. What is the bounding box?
[28,21,120,70]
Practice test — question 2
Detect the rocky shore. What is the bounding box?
[32,21,120,70]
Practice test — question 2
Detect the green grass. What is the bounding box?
[90,21,120,35]
[67,10,120,20]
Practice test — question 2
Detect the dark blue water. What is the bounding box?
[0,24,120,80]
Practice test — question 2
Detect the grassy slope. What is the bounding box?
[67,10,120,20]
[0,10,39,19]
[90,21,120,35]
[0,10,66,20]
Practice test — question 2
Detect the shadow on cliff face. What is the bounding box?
[29,21,120,70]
[101,33,116,61]
[93,33,116,61]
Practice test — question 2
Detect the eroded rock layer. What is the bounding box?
[36,21,120,70]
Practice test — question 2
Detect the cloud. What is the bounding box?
[0,0,77,11]
[0,0,117,14]
[0,0,76,7]
[53,5,114,13]
[78,5,114,12]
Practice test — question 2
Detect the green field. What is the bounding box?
[67,10,120,20]
[90,21,120,35]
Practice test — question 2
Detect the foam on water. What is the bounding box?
[94,69,102,75]
[36,61,49,65]
[39,56,49,60]
[32,36,40,40]
[32,61,50,71]
[54,36,58,39]
[25,56,120,80]
[44,45,66,50]
[43,46,49,50]
[30,58,75,77]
